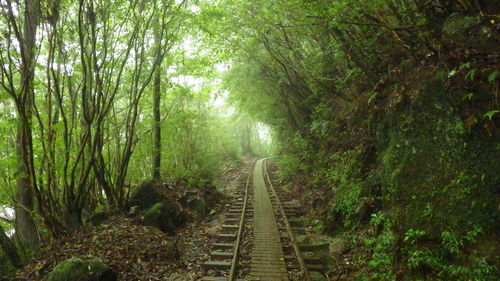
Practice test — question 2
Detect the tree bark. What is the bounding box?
[152,25,162,180]
[14,0,41,250]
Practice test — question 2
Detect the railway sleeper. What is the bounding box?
[216,233,237,242]
[228,209,253,214]
[226,212,252,218]
[211,242,234,250]
[210,251,233,260]
[202,261,232,270]
[221,224,239,231]
[199,277,246,281]
[287,263,324,272]
[224,218,252,224]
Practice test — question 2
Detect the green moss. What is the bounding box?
[142,202,175,234]
[188,197,205,216]
[46,257,115,281]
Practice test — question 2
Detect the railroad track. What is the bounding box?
[200,158,322,281]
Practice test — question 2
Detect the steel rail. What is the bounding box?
[262,158,312,281]
[228,158,257,281]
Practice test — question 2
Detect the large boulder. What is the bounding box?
[46,256,116,281]
[142,202,175,235]
[130,181,186,226]
[130,180,164,210]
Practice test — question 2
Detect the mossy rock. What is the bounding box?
[188,197,206,216]
[142,202,175,235]
[46,256,116,281]
[130,180,164,210]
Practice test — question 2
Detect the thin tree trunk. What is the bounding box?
[14,0,41,251]
[152,25,162,180]
[14,122,39,250]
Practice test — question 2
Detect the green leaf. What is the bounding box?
[459,62,470,70]
[488,71,499,84]
[367,91,378,104]
[462,92,474,101]
[434,70,447,80]
[483,110,500,121]
[465,69,476,81]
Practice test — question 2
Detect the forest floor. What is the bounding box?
[11,157,253,281]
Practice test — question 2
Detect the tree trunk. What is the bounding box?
[14,0,41,251]
[152,25,162,180]
[14,122,39,250]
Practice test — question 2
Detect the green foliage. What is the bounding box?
[358,212,396,281]
[404,229,427,246]
[483,110,499,121]
[326,147,364,220]
[311,219,326,234]
[0,250,17,277]
[487,71,499,84]
[404,226,498,281]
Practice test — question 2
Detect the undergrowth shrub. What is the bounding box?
[402,225,498,281]
[358,212,396,281]
[326,146,365,222]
